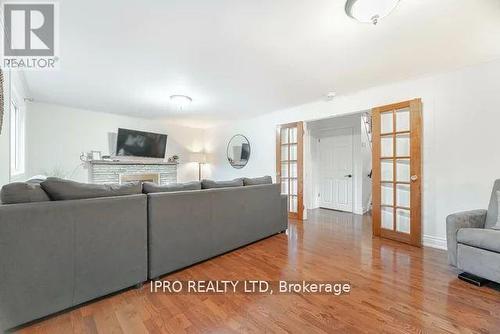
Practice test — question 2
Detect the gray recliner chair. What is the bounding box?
[446,180,500,284]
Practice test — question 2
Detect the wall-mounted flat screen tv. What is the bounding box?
[116,128,167,159]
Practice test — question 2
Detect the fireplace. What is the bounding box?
[87,160,177,185]
[119,173,160,184]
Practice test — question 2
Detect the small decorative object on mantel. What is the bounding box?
[168,155,180,163]
[0,68,4,135]
[80,151,103,162]
[91,151,102,161]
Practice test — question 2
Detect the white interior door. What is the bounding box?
[318,128,353,212]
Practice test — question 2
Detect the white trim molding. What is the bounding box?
[423,235,447,250]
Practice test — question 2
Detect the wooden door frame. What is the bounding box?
[276,121,304,221]
[372,99,422,247]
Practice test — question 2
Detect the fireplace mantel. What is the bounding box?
[87,160,177,185]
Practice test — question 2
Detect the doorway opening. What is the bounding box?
[304,112,372,216]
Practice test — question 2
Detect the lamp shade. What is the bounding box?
[190,152,207,163]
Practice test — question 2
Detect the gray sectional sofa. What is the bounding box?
[446,179,500,284]
[148,183,288,278]
[0,176,287,331]
[0,194,148,331]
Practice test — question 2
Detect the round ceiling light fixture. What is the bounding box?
[170,95,192,111]
[345,0,400,25]
[326,92,337,101]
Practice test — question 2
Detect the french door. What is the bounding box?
[372,99,422,246]
[276,122,304,220]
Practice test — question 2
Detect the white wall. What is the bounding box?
[205,59,500,248]
[25,102,205,183]
[360,115,372,213]
[0,70,30,187]
[0,70,10,188]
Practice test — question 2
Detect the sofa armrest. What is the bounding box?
[280,194,288,231]
[446,209,487,266]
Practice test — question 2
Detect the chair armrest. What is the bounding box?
[446,209,487,266]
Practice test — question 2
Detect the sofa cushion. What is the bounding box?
[457,228,500,253]
[40,177,142,201]
[485,180,500,229]
[143,181,201,194]
[493,191,500,230]
[201,178,243,189]
[243,176,272,186]
[0,182,51,204]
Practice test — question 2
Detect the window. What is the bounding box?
[10,98,25,176]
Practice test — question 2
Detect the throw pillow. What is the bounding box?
[243,176,273,186]
[0,182,51,204]
[41,177,142,201]
[143,181,201,194]
[494,191,500,230]
[201,178,244,189]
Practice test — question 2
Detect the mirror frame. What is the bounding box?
[226,134,251,169]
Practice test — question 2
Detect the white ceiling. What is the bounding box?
[20,0,500,127]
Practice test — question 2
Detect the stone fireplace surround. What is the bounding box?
[87,160,177,185]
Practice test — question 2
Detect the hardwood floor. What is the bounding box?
[16,209,500,333]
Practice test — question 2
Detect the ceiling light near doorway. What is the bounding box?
[170,95,192,111]
[326,92,336,101]
[345,0,400,25]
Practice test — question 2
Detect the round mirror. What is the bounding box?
[227,134,250,169]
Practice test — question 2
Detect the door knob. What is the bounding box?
[345,174,353,178]
[410,175,418,182]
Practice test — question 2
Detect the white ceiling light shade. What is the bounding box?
[170,95,192,111]
[326,92,336,101]
[345,0,400,25]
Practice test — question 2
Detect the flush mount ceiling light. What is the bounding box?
[326,92,337,101]
[170,95,192,111]
[345,0,400,25]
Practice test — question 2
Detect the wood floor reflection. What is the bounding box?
[16,209,500,333]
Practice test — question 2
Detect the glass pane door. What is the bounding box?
[379,107,411,234]
[373,100,422,246]
[280,127,298,213]
[277,122,303,220]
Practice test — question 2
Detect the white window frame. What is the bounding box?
[10,91,25,176]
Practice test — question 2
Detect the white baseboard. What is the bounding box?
[423,235,447,250]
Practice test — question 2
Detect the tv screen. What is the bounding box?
[241,143,250,160]
[116,128,167,159]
